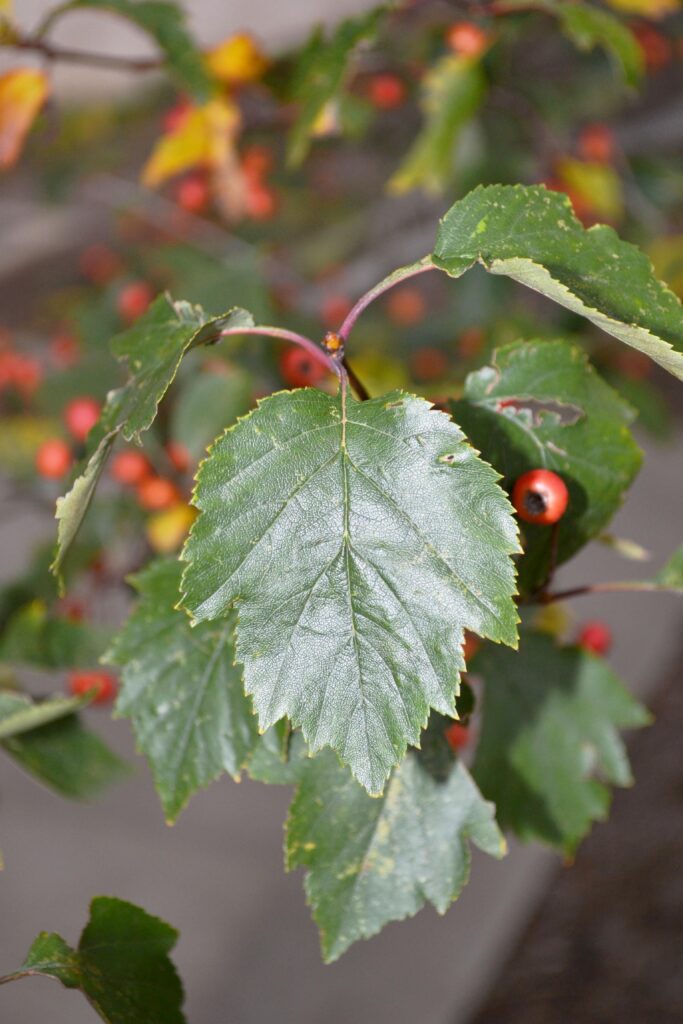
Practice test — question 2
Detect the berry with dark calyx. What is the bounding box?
[512,469,569,525]
[64,396,101,443]
[445,21,489,58]
[279,346,329,388]
[117,281,153,325]
[444,721,471,752]
[137,476,180,511]
[35,438,72,479]
[578,621,612,656]
[68,669,118,705]
[367,73,407,110]
[111,449,151,487]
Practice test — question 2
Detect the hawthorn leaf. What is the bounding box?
[0,690,88,740]
[286,749,505,961]
[472,630,651,854]
[50,299,254,580]
[287,7,384,167]
[64,0,211,100]
[181,386,520,794]
[432,184,683,379]
[451,338,642,592]
[105,559,258,822]
[389,55,485,195]
[556,2,643,86]
[12,897,185,1024]
[1,707,128,800]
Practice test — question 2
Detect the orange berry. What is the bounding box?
[410,346,448,381]
[463,632,480,663]
[68,669,117,705]
[445,21,489,58]
[110,449,151,487]
[512,469,569,526]
[578,621,612,656]
[35,438,72,479]
[321,294,353,330]
[245,183,278,221]
[367,73,407,110]
[136,475,179,511]
[174,173,210,214]
[458,327,485,358]
[117,281,153,325]
[577,123,615,164]
[166,440,191,473]
[633,22,672,71]
[385,286,426,326]
[64,396,100,443]
[445,721,470,752]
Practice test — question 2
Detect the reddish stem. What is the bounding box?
[218,325,342,379]
[338,257,435,342]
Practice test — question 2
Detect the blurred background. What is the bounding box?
[0,1,682,1021]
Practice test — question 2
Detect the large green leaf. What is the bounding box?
[5,897,185,1024]
[181,386,520,794]
[287,7,384,167]
[451,338,642,591]
[286,748,505,961]
[105,559,258,822]
[472,630,650,854]
[432,184,683,379]
[56,0,211,99]
[389,55,485,195]
[51,299,254,580]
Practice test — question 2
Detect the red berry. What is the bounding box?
[577,123,615,164]
[463,632,480,663]
[79,244,122,285]
[321,294,353,330]
[35,438,72,479]
[511,469,569,525]
[578,621,612,656]
[458,327,485,358]
[50,331,80,368]
[279,346,329,388]
[68,669,117,705]
[64,396,101,443]
[367,73,407,110]
[632,23,671,72]
[174,173,210,214]
[445,721,470,752]
[386,286,426,326]
[445,22,489,58]
[117,281,153,324]
[162,98,191,134]
[616,349,651,380]
[110,449,151,487]
[137,475,179,511]
[166,440,191,473]
[241,144,274,180]
[410,346,448,381]
[245,182,278,221]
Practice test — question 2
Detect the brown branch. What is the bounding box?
[6,35,164,73]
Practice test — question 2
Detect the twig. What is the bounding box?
[339,256,435,342]
[218,325,342,380]
[7,36,164,73]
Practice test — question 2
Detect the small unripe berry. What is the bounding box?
[110,449,151,487]
[68,669,118,705]
[137,476,179,511]
[117,281,153,324]
[512,469,569,525]
[445,721,470,752]
[445,21,489,59]
[64,396,101,443]
[35,438,72,479]
[578,621,612,656]
[279,346,329,388]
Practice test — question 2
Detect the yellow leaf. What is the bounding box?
[648,235,683,298]
[146,504,196,554]
[556,157,624,222]
[604,0,680,17]
[0,68,50,169]
[206,33,268,84]
[142,97,240,187]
